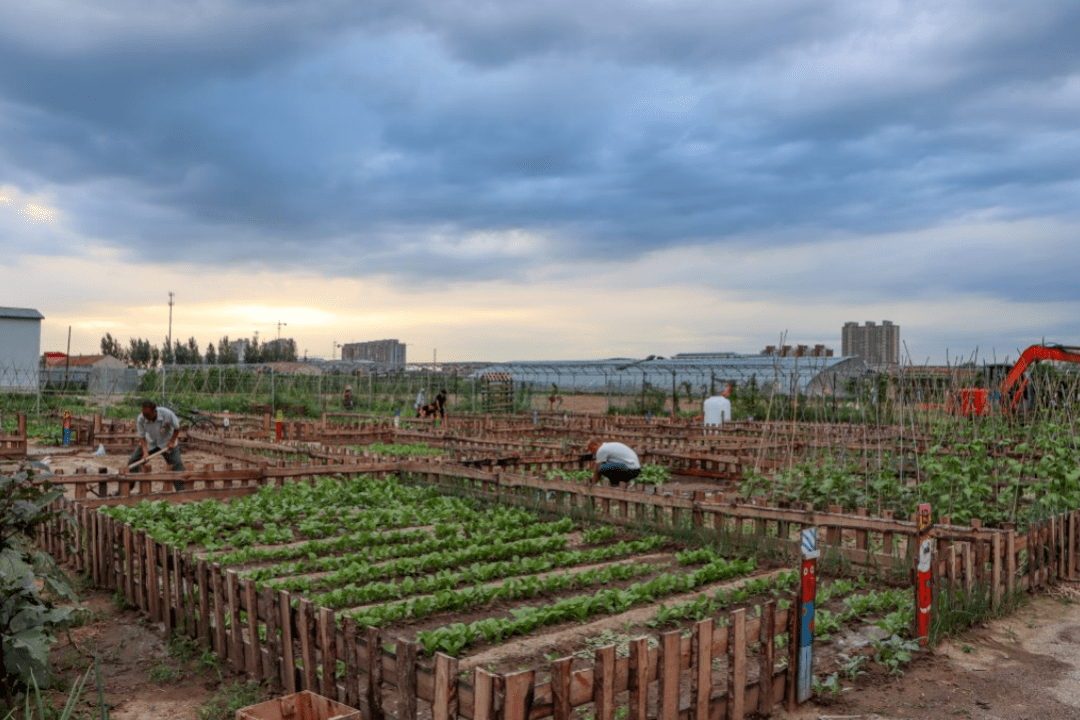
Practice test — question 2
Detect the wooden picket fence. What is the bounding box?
[32,456,1080,719]
[39,491,798,720]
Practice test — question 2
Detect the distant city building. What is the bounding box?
[760,344,833,358]
[342,339,406,366]
[842,320,899,366]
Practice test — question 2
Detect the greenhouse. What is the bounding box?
[473,354,867,397]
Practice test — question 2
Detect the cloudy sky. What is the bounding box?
[2,0,1078,365]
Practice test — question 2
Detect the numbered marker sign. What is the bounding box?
[797,528,818,703]
[916,503,933,644]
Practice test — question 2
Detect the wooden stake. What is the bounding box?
[628,637,649,720]
[398,641,418,720]
[279,591,296,693]
[690,618,713,720]
[594,645,615,720]
[366,626,384,720]
[433,653,459,720]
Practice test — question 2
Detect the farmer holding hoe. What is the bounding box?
[128,399,185,491]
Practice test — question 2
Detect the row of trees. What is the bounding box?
[100,333,298,367]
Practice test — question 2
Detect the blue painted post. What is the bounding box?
[797,527,819,703]
[62,410,71,446]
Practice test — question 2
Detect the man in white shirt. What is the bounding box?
[587,439,641,488]
[128,399,185,490]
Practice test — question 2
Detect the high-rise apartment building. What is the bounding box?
[341,339,406,366]
[842,321,899,366]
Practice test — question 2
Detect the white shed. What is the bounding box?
[0,307,43,392]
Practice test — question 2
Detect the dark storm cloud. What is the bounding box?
[2,0,1080,296]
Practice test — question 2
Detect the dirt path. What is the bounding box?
[779,586,1080,720]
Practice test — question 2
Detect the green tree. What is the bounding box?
[127,338,156,369]
[161,336,174,365]
[216,336,239,364]
[99,332,126,361]
[204,342,217,365]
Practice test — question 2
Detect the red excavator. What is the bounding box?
[953,343,1080,416]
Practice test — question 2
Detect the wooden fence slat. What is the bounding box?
[1067,511,1075,578]
[101,515,112,589]
[197,559,210,643]
[785,595,798,712]
[343,615,360,708]
[366,626,384,720]
[658,630,681,720]
[244,579,261,681]
[226,570,243,670]
[160,542,172,630]
[122,524,134,604]
[172,547,186,635]
[691,618,713,720]
[91,510,101,586]
[183,553,197,639]
[628,637,649,720]
[299,599,317,690]
[728,608,747,720]
[280,591,296,693]
[1060,512,1068,579]
[502,670,534,720]
[212,565,227,660]
[758,601,776,715]
[992,533,1002,609]
[473,668,495,720]
[262,587,280,689]
[146,535,159,622]
[398,641,418,720]
[551,657,573,720]
[433,653,459,720]
[1029,524,1038,590]
[594,645,615,720]
[319,607,336,699]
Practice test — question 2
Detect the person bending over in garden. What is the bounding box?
[433,389,448,419]
[587,439,640,489]
[128,399,185,491]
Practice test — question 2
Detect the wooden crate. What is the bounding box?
[236,691,360,720]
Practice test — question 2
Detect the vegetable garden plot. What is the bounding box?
[100,474,782,662]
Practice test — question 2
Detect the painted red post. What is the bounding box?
[916,503,933,645]
[797,527,818,703]
[275,410,283,441]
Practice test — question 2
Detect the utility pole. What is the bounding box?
[277,320,287,340]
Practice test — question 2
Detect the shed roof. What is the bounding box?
[0,307,44,320]
[44,354,125,368]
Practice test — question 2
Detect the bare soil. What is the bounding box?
[48,588,244,720]
[779,585,1080,720]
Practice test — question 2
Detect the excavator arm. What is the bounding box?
[1002,344,1080,412]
